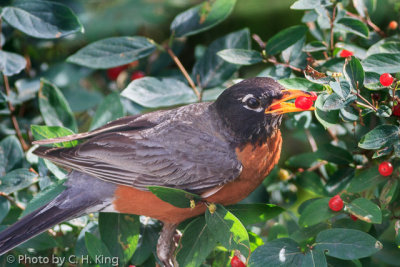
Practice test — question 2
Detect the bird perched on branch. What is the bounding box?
[0,77,314,266]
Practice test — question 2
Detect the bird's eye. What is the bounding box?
[246,97,261,109]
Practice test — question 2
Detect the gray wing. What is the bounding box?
[34,115,242,193]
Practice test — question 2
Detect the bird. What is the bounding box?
[0,77,314,266]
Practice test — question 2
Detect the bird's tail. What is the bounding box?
[0,171,115,255]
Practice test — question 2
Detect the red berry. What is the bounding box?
[379,162,393,176]
[308,92,318,101]
[329,195,344,212]
[393,104,400,116]
[107,65,128,81]
[131,71,145,81]
[295,96,313,110]
[350,214,358,221]
[231,256,246,267]
[340,49,353,58]
[389,21,398,30]
[380,73,394,87]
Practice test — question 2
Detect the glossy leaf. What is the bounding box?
[1,0,83,39]
[347,167,383,193]
[99,213,140,265]
[176,216,217,267]
[303,41,327,52]
[68,36,156,69]
[85,232,114,267]
[249,238,304,266]
[193,28,250,88]
[0,135,24,173]
[266,25,308,55]
[205,204,250,257]
[90,93,124,130]
[362,53,400,74]
[38,79,77,132]
[170,0,237,37]
[379,179,398,207]
[299,198,337,227]
[317,144,353,165]
[358,125,400,150]
[31,125,77,148]
[347,198,382,224]
[315,229,382,260]
[291,0,332,10]
[0,50,26,76]
[0,168,38,194]
[344,56,364,90]
[337,18,369,38]
[227,204,284,225]
[148,186,201,208]
[0,197,10,224]
[296,171,329,196]
[217,49,263,65]
[278,77,324,91]
[121,77,197,108]
[314,94,339,128]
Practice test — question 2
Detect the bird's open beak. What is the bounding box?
[265,89,316,114]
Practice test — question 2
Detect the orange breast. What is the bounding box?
[113,130,282,224]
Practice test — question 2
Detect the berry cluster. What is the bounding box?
[106,61,145,81]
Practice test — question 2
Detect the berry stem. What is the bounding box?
[166,46,201,101]
[345,11,386,38]
[329,3,337,55]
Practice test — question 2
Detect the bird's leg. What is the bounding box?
[156,222,179,267]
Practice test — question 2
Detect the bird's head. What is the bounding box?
[213,77,315,145]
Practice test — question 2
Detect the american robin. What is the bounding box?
[0,77,313,265]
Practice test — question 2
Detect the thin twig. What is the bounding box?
[355,92,377,111]
[252,34,266,49]
[267,58,302,73]
[329,4,337,55]
[3,75,29,151]
[305,129,318,152]
[354,100,374,110]
[166,46,201,101]
[346,11,386,37]
[0,192,25,210]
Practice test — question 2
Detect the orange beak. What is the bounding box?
[265,89,316,114]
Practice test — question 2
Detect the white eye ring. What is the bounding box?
[241,94,263,112]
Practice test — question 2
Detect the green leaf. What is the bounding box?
[291,0,332,10]
[362,53,400,74]
[0,197,10,224]
[147,186,201,208]
[2,0,83,39]
[170,0,237,37]
[249,238,304,266]
[90,93,124,131]
[85,232,114,267]
[302,249,328,267]
[296,171,329,196]
[0,50,26,76]
[31,125,77,148]
[347,198,382,224]
[0,135,24,173]
[344,56,365,90]
[376,105,392,118]
[176,216,217,267]
[315,228,382,260]
[249,231,265,251]
[286,152,319,168]
[193,28,250,88]
[380,42,400,53]
[121,77,197,108]
[38,79,77,132]
[317,144,353,165]
[99,213,140,265]
[379,179,398,207]
[217,49,263,65]
[314,94,339,128]
[21,179,66,217]
[0,168,38,194]
[267,224,288,241]
[227,204,284,225]
[299,198,337,227]
[205,204,250,257]
[329,80,350,100]
[265,25,308,55]
[67,36,156,69]
[303,41,327,52]
[337,18,369,38]
[358,125,400,150]
[278,77,324,91]
[347,167,383,193]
